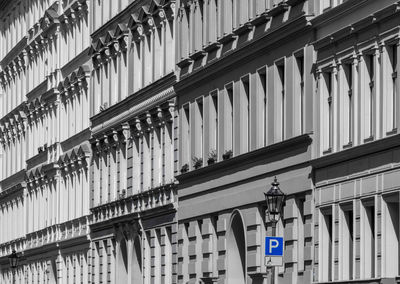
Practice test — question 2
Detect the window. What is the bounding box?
[322,71,333,152]
[240,75,250,153]
[224,83,234,153]
[194,98,204,160]
[295,55,305,135]
[383,194,399,277]
[210,90,218,158]
[297,197,305,272]
[256,67,267,147]
[181,104,190,167]
[276,61,285,141]
[388,44,398,133]
[344,62,353,146]
[362,199,375,278]
[320,207,333,282]
[364,53,375,140]
[340,204,353,280]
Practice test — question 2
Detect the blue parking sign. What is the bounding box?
[265,237,284,256]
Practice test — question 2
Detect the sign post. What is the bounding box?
[265,236,284,267]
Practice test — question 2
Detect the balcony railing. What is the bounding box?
[91,183,177,224]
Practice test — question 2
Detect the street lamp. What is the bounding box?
[8,250,19,284]
[264,177,285,284]
[264,177,285,230]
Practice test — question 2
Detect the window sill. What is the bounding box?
[323,148,332,155]
[343,141,352,149]
[177,57,193,69]
[363,135,374,143]
[217,33,238,44]
[251,11,271,26]
[386,128,397,136]
[269,2,289,17]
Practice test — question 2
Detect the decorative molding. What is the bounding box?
[58,65,90,103]
[91,183,177,225]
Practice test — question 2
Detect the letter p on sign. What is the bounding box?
[265,237,284,256]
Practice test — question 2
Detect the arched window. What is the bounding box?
[227,211,246,283]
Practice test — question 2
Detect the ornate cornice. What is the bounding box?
[90,96,174,157]
[58,142,91,175]
[92,93,175,143]
[0,102,27,146]
[175,15,312,92]
[60,0,88,30]
[90,0,175,67]
[0,169,26,199]
[312,1,400,50]
[58,65,90,103]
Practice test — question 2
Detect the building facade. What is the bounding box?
[0,0,399,283]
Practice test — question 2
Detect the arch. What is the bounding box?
[116,238,128,283]
[130,234,143,284]
[226,210,247,284]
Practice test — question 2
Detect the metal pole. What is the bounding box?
[271,222,276,284]
[12,268,15,284]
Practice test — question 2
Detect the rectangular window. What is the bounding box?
[225,83,234,153]
[296,55,305,135]
[240,75,250,153]
[256,68,267,146]
[340,204,354,280]
[181,104,190,168]
[322,71,333,152]
[362,200,375,278]
[210,90,218,158]
[194,98,204,161]
[389,44,398,132]
[277,61,285,141]
[383,194,399,277]
[320,208,333,282]
[344,63,353,146]
[365,53,375,140]
[297,197,305,272]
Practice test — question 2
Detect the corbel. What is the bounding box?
[164,2,175,21]
[131,24,144,43]
[102,135,110,152]
[110,40,121,57]
[121,123,131,143]
[101,47,111,62]
[69,10,77,25]
[93,52,103,69]
[119,35,130,52]
[166,101,175,122]
[154,9,165,27]
[134,118,144,137]
[144,16,155,34]
[111,129,120,148]
[145,112,154,132]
